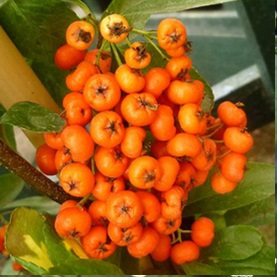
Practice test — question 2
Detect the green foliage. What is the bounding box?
[105,246,142,274]
[214,246,275,275]
[0,101,66,132]
[0,104,17,150]
[0,0,274,275]
[0,0,82,107]
[184,162,275,216]
[2,163,274,275]
[224,195,275,227]
[105,0,236,30]
[0,173,24,209]
[180,163,275,275]
[6,207,123,275]
[207,225,264,260]
[183,246,275,275]
[0,0,222,110]
[1,196,60,215]
[182,261,225,274]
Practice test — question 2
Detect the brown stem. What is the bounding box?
[0,139,79,204]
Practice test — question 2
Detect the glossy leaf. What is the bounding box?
[62,0,92,16]
[0,123,16,151]
[206,225,264,261]
[0,104,16,150]
[184,162,274,216]
[0,101,66,133]
[182,261,225,275]
[104,246,142,274]
[6,207,124,275]
[120,247,142,274]
[1,196,60,215]
[143,275,190,277]
[0,0,86,107]
[106,0,236,30]
[224,195,275,227]
[183,246,274,275]
[0,173,24,209]
[218,246,275,275]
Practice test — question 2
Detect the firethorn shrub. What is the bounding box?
[33,14,255,267]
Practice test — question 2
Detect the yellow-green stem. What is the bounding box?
[132,28,157,38]
[143,35,169,61]
[95,39,108,68]
[110,42,123,67]
[77,193,92,208]
[171,228,192,245]
[205,123,224,138]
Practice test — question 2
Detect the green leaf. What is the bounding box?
[106,0,236,31]
[0,101,66,133]
[6,207,124,275]
[0,104,16,150]
[0,173,24,209]
[120,247,142,274]
[0,0,87,107]
[218,246,275,275]
[224,195,275,227]
[184,162,274,216]
[1,196,60,215]
[182,261,225,275]
[183,246,275,275]
[206,225,264,261]
[0,123,16,151]
[61,0,92,16]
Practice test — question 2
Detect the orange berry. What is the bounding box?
[217,101,247,127]
[151,234,172,262]
[166,133,202,159]
[223,127,254,154]
[100,14,130,43]
[211,172,237,194]
[66,20,95,50]
[191,217,215,247]
[220,151,247,183]
[59,162,95,197]
[170,240,200,265]
[157,18,187,50]
[54,206,92,238]
[105,190,143,228]
[127,227,160,258]
[128,156,162,189]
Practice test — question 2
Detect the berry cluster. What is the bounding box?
[35,14,253,264]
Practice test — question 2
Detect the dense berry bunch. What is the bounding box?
[35,15,253,264]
